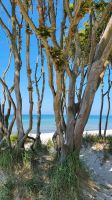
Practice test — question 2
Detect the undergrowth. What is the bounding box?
[83,135,112,152]
[0,144,90,200]
[43,153,88,200]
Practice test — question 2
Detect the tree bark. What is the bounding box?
[53,71,64,156]
[73,59,111,153]
[0,104,4,144]
[65,76,76,151]
[104,67,111,137]
[99,82,104,137]
[11,1,24,148]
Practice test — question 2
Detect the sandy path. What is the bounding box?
[80,145,112,200]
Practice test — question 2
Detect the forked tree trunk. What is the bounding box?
[0,77,16,148]
[71,16,112,154]
[73,60,110,153]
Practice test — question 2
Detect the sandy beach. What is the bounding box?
[29,129,112,144]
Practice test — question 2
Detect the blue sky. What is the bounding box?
[0,1,112,116]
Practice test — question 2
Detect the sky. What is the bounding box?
[0,0,112,116]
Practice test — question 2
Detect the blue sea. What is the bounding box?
[10,115,112,133]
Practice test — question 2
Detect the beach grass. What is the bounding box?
[43,152,91,200]
[0,141,91,200]
[1,133,112,199]
[82,134,112,152]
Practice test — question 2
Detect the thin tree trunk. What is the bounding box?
[0,79,16,148]
[21,1,34,146]
[37,72,45,141]
[33,47,45,149]
[34,68,45,148]
[104,93,110,137]
[0,104,4,143]
[104,67,111,137]
[11,1,24,148]
[99,82,104,137]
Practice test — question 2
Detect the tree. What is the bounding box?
[0,48,16,148]
[0,78,16,147]
[16,0,112,159]
[0,0,46,150]
[99,66,112,137]
[32,45,45,149]
[104,66,112,137]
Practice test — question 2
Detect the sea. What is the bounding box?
[10,115,112,133]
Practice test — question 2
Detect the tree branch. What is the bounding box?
[0,18,12,39]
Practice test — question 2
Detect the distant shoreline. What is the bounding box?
[11,114,112,133]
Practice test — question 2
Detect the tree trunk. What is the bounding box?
[65,76,76,151]
[0,104,4,144]
[33,49,45,149]
[104,67,111,137]
[14,60,24,145]
[99,83,104,137]
[73,60,104,152]
[53,72,65,157]
[23,7,34,144]
[11,0,24,149]
[104,93,110,137]
[73,24,112,152]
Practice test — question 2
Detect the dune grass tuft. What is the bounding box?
[43,152,89,200]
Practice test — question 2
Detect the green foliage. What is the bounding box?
[94,0,108,12]
[108,137,112,153]
[0,145,90,200]
[36,27,51,38]
[83,134,101,144]
[80,0,92,15]
[47,139,54,150]
[0,148,26,170]
[0,177,14,200]
[0,149,14,170]
[50,47,65,71]
[83,135,112,152]
[79,22,90,62]
[79,0,111,63]
[44,153,87,200]
[69,3,74,12]
[10,134,18,144]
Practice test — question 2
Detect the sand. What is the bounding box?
[29,129,112,144]
[81,145,112,200]
[28,130,112,199]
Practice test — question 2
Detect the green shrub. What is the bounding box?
[44,153,86,200]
